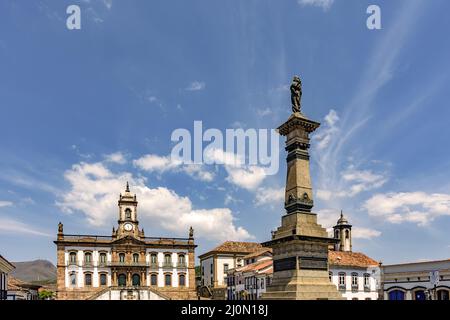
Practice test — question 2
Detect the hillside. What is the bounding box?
[10,259,56,283]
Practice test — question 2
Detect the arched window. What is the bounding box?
[99,252,107,266]
[338,272,346,290]
[84,252,92,266]
[100,273,107,286]
[118,274,126,286]
[150,274,158,286]
[150,253,158,265]
[69,252,77,265]
[335,230,340,239]
[351,273,358,291]
[414,290,426,301]
[125,208,132,220]
[70,272,76,286]
[179,274,186,287]
[84,273,92,286]
[164,254,172,267]
[165,274,172,286]
[364,273,370,290]
[132,274,140,286]
[133,253,139,263]
[389,290,405,300]
[345,230,350,239]
[119,253,125,263]
[178,254,186,267]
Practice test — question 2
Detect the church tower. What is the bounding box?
[115,182,144,239]
[333,211,352,252]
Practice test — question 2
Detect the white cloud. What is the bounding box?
[316,165,387,201]
[133,154,214,182]
[104,152,127,164]
[186,81,206,91]
[254,187,284,206]
[313,109,340,151]
[364,192,450,226]
[298,0,334,10]
[257,108,272,117]
[0,201,13,207]
[0,217,51,237]
[57,161,252,241]
[352,227,381,239]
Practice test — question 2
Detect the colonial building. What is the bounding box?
[328,212,381,300]
[54,183,197,300]
[198,241,262,299]
[7,277,41,300]
[226,248,273,300]
[382,259,450,300]
[0,254,15,300]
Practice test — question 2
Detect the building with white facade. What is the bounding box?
[226,248,273,300]
[0,254,15,300]
[198,241,262,299]
[54,183,197,300]
[382,259,450,300]
[328,212,381,300]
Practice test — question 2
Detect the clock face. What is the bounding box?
[124,223,133,231]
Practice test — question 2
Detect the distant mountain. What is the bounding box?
[10,259,56,283]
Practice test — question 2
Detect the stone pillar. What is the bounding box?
[56,244,66,299]
[261,112,343,300]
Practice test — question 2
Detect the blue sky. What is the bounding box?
[1,0,450,265]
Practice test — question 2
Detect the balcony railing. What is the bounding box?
[109,261,148,267]
[67,260,78,266]
[83,261,94,267]
[148,263,159,269]
[351,285,359,292]
[338,284,346,291]
[364,285,370,292]
[176,262,187,268]
[162,262,174,269]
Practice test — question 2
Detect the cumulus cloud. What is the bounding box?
[0,217,51,237]
[254,187,284,206]
[298,0,334,10]
[186,81,206,91]
[364,192,450,226]
[352,227,381,239]
[316,165,388,200]
[57,161,252,241]
[104,152,127,164]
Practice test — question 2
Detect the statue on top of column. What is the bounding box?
[290,75,302,113]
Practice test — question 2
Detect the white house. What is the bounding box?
[0,254,15,300]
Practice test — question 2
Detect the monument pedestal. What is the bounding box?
[261,112,342,300]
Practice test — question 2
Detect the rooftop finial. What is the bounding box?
[126,181,130,192]
[340,210,343,219]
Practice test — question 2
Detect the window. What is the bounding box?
[351,273,358,290]
[132,274,140,286]
[364,273,370,290]
[69,252,77,264]
[224,264,229,272]
[345,230,350,239]
[84,273,92,286]
[179,274,186,287]
[335,230,340,238]
[125,208,131,219]
[164,254,172,266]
[329,272,333,282]
[70,273,76,286]
[389,290,405,301]
[210,263,213,273]
[437,290,449,301]
[178,254,186,266]
[338,273,346,290]
[151,274,158,286]
[100,273,107,286]
[84,252,92,266]
[261,278,264,289]
[118,274,126,286]
[119,253,125,263]
[150,253,158,264]
[165,274,172,286]
[133,253,139,263]
[99,253,107,266]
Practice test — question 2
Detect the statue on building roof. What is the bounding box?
[189,226,194,238]
[58,222,63,234]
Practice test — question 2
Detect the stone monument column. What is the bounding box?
[261,76,342,300]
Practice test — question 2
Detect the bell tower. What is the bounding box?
[115,182,143,239]
[333,211,352,252]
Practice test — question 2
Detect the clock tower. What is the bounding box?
[115,182,144,239]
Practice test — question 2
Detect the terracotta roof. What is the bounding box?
[8,276,42,290]
[199,241,262,258]
[241,259,273,273]
[329,251,379,268]
[243,248,272,260]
